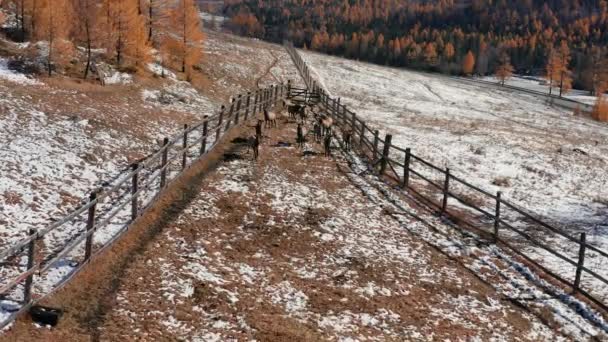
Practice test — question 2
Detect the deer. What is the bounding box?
[313,122,322,142]
[319,114,334,137]
[255,120,263,142]
[341,127,353,151]
[287,104,305,122]
[296,123,308,149]
[247,135,260,160]
[263,108,277,128]
[323,130,333,157]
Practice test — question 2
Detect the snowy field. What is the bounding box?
[20,122,605,341]
[480,75,597,105]
[300,50,608,303]
[0,31,300,328]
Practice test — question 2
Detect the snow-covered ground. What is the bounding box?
[199,11,226,31]
[0,32,301,329]
[300,50,608,304]
[480,75,597,105]
[29,122,606,340]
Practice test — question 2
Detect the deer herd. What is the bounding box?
[246,97,352,160]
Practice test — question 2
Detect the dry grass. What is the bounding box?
[2,124,250,341]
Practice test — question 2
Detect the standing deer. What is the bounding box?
[296,123,307,149]
[255,120,263,142]
[247,135,260,160]
[313,122,322,142]
[263,108,277,128]
[324,130,333,157]
[341,127,353,151]
[320,114,333,136]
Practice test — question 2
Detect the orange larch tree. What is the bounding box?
[545,48,561,95]
[72,0,98,78]
[462,50,475,75]
[165,0,204,78]
[495,53,514,86]
[35,0,73,76]
[557,41,572,96]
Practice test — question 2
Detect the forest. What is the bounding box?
[0,0,204,80]
[223,0,608,100]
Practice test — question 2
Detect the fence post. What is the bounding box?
[253,91,259,115]
[200,116,209,156]
[131,163,139,221]
[441,168,450,214]
[235,95,242,125]
[274,84,278,104]
[216,105,225,142]
[225,100,234,131]
[23,228,36,304]
[287,80,292,97]
[573,232,587,294]
[160,137,169,189]
[182,124,188,170]
[84,192,97,260]
[358,123,365,149]
[494,191,502,243]
[244,92,251,120]
[402,148,411,188]
[373,130,379,161]
[379,134,392,175]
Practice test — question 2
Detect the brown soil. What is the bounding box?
[2,114,566,341]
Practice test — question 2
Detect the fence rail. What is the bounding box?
[0,82,290,329]
[284,42,608,314]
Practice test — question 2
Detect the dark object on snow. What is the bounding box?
[30,305,63,326]
[223,153,242,161]
[573,148,588,156]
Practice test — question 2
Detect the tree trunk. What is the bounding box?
[148,0,153,42]
[84,15,92,79]
[559,71,564,97]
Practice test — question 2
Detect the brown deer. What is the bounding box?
[341,127,353,151]
[263,108,277,128]
[247,135,260,160]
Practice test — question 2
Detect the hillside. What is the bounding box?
[300,48,608,307]
[1,5,608,340]
[4,102,606,341]
[224,0,608,92]
[0,29,301,322]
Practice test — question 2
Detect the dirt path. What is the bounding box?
[255,50,280,89]
[10,112,599,340]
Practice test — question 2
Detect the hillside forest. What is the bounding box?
[0,0,204,80]
[223,0,608,119]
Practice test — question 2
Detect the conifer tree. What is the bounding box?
[462,50,475,75]
[495,53,514,86]
[165,0,204,78]
[557,41,572,96]
[35,0,73,76]
[545,49,561,95]
[73,0,97,79]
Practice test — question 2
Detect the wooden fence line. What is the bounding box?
[0,82,290,329]
[284,42,608,314]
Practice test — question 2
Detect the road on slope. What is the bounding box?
[4,112,586,341]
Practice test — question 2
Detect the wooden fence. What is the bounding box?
[0,82,290,329]
[284,42,608,314]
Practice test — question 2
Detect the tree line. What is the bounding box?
[0,0,204,79]
[223,0,608,119]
